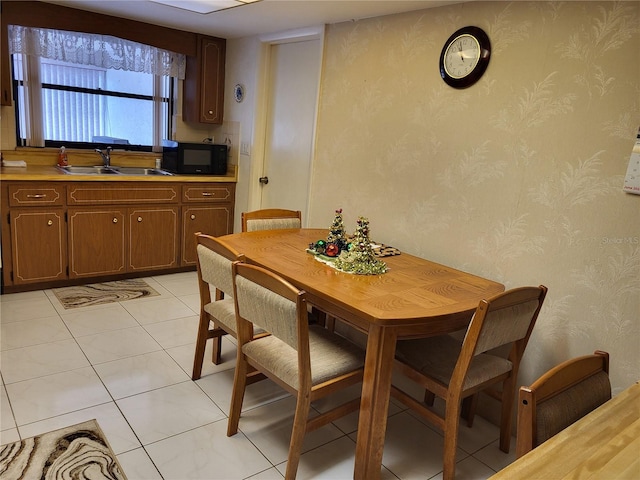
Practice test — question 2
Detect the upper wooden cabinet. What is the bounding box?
[183,35,226,124]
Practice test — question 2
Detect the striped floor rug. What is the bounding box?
[0,419,127,480]
[52,278,160,309]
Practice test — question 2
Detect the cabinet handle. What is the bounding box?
[190,214,196,220]
[208,110,213,114]
[47,219,53,226]
[113,218,118,223]
[27,194,46,198]
[201,192,214,197]
[138,216,143,222]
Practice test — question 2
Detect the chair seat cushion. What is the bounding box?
[395,335,512,391]
[204,298,237,334]
[243,325,365,389]
[205,299,264,336]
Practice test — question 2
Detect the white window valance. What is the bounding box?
[8,25,186,79]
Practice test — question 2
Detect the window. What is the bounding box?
[9,25,185,151]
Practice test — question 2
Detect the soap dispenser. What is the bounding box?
[58,146,68,167]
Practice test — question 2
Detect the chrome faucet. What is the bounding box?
[95,147,112,167]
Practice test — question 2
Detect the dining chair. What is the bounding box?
[227,262,365,480]
[390,285,547,480]
[241,208,302,232]
[516,350,610,458]
[192,232,266,380]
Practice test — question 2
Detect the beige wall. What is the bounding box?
[227,1,639,394]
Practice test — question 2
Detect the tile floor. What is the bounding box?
[0,271,516,479]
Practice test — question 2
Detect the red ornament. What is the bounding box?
[325,243,340,257]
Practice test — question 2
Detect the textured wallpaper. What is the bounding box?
[310,1,640,394]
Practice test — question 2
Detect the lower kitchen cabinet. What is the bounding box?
[182,205,233,265]
[181,183,235,266]
[129,207,179,271]
[9,208,67,284]
[68,208,127,279]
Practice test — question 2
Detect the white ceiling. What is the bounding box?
[42,0,463,39]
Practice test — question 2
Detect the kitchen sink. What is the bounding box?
[57,165,173,176]
[58,165,119,175]
[110,166,173,176]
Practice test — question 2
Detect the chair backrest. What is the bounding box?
[453,286,547,391]
[232,262,308,351]
[516,350,611,457]
[241,208,302,232]
[195,233,244,301]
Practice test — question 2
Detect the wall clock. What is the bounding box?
[439,26,491,89]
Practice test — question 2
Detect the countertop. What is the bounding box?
[0,164,237,182]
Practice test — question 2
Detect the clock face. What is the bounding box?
[439,26,491,89]
[443,34,480,79]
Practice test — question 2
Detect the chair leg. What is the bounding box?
[424,389,436,406]
[499,378,517,453]
[192,312,210,380]
[461,394,479,427]
[442,399,462,480]
[285,392,312,480]
[227,354,249,437]
[211,332,223,365]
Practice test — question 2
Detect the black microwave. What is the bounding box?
[162,141,227,175]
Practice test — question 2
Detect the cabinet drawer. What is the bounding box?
[8,184,65,207]
[182,184,234,203]
[68,183,179,205]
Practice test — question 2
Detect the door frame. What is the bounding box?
[247,25,325,224]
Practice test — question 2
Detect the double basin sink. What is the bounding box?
[57,165,173,176]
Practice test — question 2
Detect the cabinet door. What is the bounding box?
[129,207,179,271]
[183,35,226,124]
[10,209,67,284]
[182,206,233,265]
[68,208,127,278]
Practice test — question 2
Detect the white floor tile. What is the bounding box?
[380,411,458,479]
[278,435,397,480]
[431,455,497,480]
[146,419,272,480]
[0,290,47,303]
[473,438,516,474]
[0,427,20,446]
[17,402,141,455]
[166,336,237,378]
[6,367,111,425]
[1,385,16,431]
[61,304,138,337]
[1,315,71,350]
[196,368,290,414]
[0,339,90,384]
[238,396,344,465]
[117,381,226,445]
[0,297,58,324]
[76,326,162,364]
[117,447,164,480]
[142,315,199,349]
[122,296,196,325]
[95,350,190,399]
[177,293,201,313]
[245,467,284,479]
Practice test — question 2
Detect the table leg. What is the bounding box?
[354,325,397,480]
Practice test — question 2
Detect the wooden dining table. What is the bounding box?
[490,381,640,479]
[219,228,505,479]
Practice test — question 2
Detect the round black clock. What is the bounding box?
[439,26,491,89]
